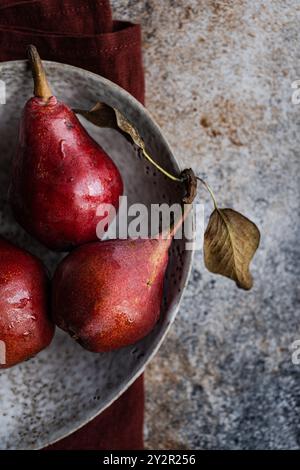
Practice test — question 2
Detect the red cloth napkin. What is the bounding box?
[0,0,145,102]
[0,0,145,450]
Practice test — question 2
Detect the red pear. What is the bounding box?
[52,237,171,352]
[0,237,54,368]
[52,170,197,352]
[9,45,123,251]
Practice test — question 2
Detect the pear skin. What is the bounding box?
[10,46,123,251]
[52,238,171,351]
[0,237,54,368]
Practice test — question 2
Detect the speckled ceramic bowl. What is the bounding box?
[0,60,194,449]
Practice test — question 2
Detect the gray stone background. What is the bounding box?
[111,0,300,449]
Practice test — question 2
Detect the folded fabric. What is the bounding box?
[0,0,145,102]
[48,375,144,450]
[0,0,113,34]
[0,0,145,450]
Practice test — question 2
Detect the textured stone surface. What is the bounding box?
[112,0,300,449]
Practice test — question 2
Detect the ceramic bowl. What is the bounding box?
[0,60,194,449]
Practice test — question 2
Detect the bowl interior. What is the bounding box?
[0,61,193,449]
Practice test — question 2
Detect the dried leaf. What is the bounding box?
[75,102,185,183]
[114,110,145,148]
[74,102,144,146]
[74,102,118,129]
[204,208,260,290]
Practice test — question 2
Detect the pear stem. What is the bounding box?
[142,147,182,182]
[27,45,52,100]
[196,176,218,210]
[161,169,197,242]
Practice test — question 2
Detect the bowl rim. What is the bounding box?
[0,58,195,450]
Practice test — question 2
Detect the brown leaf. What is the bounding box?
[74,102,188,186]
[204,208,260,290]
[74,102,118,129]
[74,102,142,145]
[114,110,145,148]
